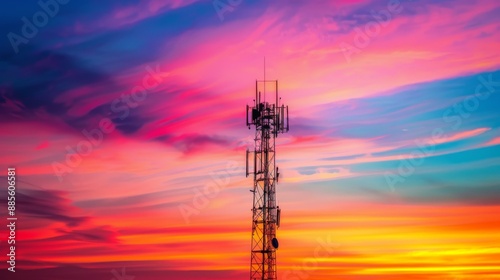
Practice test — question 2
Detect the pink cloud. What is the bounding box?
[35,140,50,150]
[485,136,500,146]
[434,127,490,144]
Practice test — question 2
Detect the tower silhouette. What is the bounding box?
[246,79,289,280]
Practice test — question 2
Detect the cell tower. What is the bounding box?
[246,79,289,280]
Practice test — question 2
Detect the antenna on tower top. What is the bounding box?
[264,57,266,102]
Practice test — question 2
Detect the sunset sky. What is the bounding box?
[1,0,500,279]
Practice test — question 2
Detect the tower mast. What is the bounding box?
[246,79,289,280]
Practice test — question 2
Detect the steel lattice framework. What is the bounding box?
[246,80,289,280]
